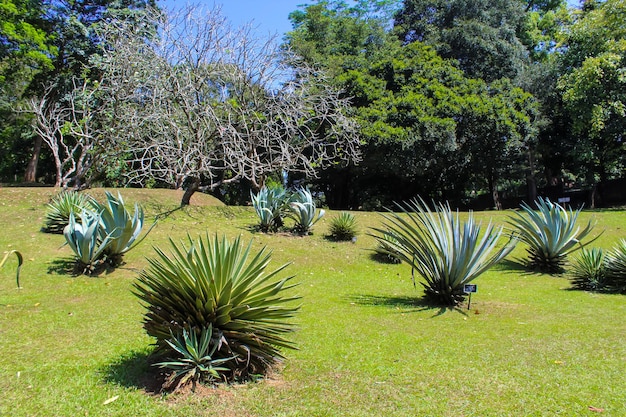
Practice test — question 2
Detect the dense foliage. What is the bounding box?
[1,0,625,210]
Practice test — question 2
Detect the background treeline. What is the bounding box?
[1,0,625,210]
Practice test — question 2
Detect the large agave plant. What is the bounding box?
[250,186,289,232]
[42,191,96,233]
[371,198,515,305]
[134,234,299,379]
[508,197,598,274]
[605,239,626,294]
[1,250,23,288]
[288,188,325,235]
[63,211,113,274]
[98,191,153,266]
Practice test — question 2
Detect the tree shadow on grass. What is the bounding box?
[346,294,468,317]
[102,348,164,394]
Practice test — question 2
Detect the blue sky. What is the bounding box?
[156,1,583,39]
[156,1,304,38]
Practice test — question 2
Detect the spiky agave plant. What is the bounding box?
[1,250,23,288]
[570,248,607,291]
[42,190,96,233]
[63,211,113,274]
[288,188,325,235]
[371,198,516,305]
[372,230,402,264]
[98,191,154,266]
[328,212,358,241]
[605,239,626,294]
[134,234,299,380]
[508,197,598,274]
[250,186,289,232]
[154,326,236,392]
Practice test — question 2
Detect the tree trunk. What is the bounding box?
[488,174,502,210]
[23,136,43,183]
[526,148,537,204]
[181,176,200,206]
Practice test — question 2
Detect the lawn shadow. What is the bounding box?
[46,257,115,277]
[347,294,468,317]
[492,258,532,274]
[102,348,164,394]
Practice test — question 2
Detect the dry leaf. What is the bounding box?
[103,395,119,405]
[588,406,604,413]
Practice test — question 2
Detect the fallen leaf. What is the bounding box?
[34,303,40,307]
[554,360,564,365]
[103,395,119,405]
[588,406,604,413]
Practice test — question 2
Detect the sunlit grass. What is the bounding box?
[0,188,625,416]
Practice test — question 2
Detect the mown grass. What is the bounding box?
[0,187,624,416]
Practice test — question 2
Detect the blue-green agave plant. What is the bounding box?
[288,188,325,235]
[371,197,516,305]
[250,186,289,232]
[63,210,113,274]
[508,197,598,274]
[98,191,155,266]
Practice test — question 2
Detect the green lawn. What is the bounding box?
[1,187,624,417]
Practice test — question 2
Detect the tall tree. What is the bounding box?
[97,6,360,205]
[558,0,626,204]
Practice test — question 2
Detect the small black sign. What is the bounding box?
[464,284,477,293]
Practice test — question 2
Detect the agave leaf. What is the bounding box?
[1,250,23,289]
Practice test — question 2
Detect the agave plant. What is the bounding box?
[372,230,402,264]
[288,188,325,235]
[134,234,299,379]
[570,248,607,291]
[371,198,516,305]
[508,197,598,274]
[250,186,289,232]
[63,211,112,274]
[605,239,626,294]
[154,326,236,392]
[98,191,154,266]
[1,250,23,288]
[42,190,96,233]
[328,212,358,241]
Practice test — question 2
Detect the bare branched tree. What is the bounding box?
[97,5,360,205]
[27,78,103,188]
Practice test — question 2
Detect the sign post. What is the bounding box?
[463,284,477,310]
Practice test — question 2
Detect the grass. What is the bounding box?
[1,187,625,416]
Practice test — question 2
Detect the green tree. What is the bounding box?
[393,0,530,82]
[558,0,626,203]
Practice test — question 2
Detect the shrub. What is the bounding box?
[605,239,626,294]
[508,197,598,274]
[1,250,23,288]
[154,326,235,392]
[42,191,96,233]
[570,248,607,291]
[288,188,325,235]
[372,198,515,305]
[251,186,289,232]
[328,212,358,241]
[134,234,299,381]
